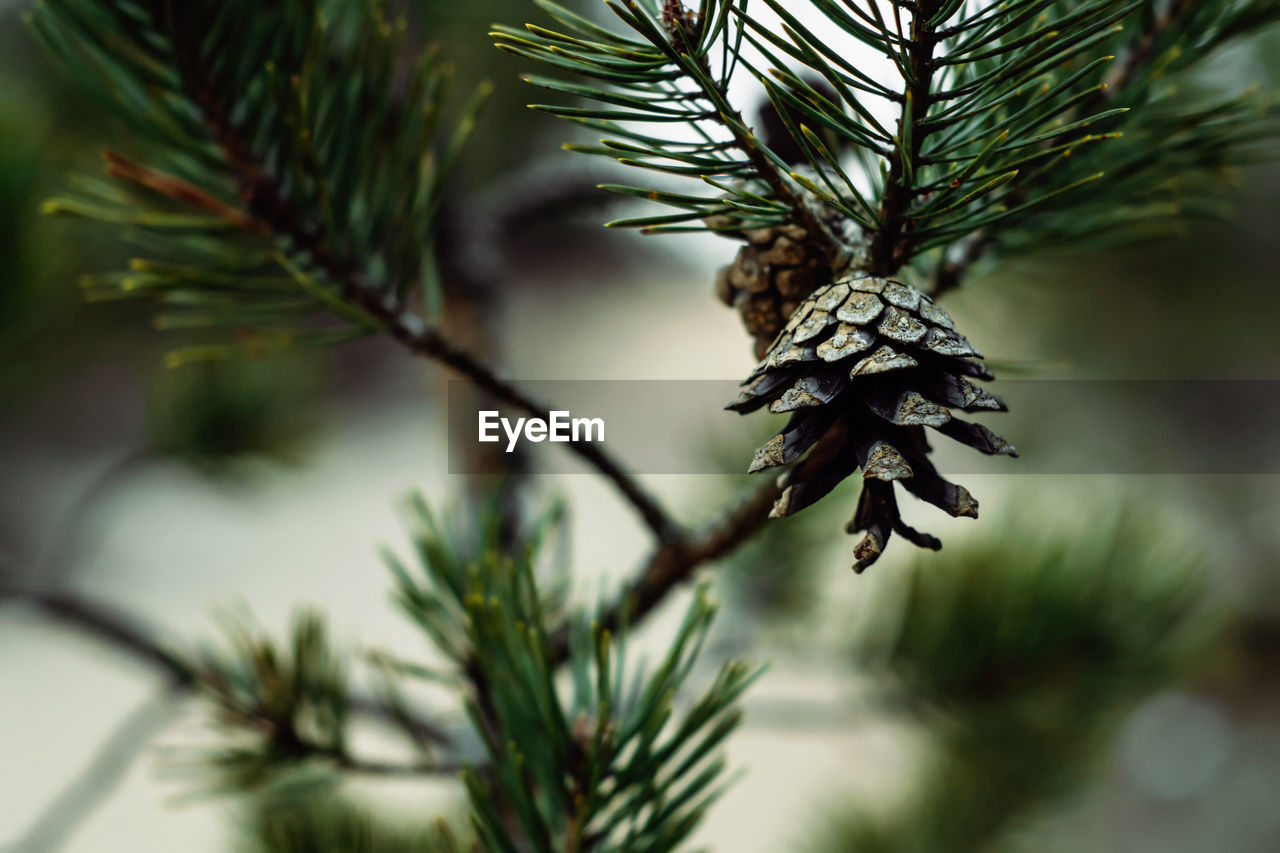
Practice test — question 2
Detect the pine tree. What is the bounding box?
[9,0,1278,849]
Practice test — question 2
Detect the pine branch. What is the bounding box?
[1,586,460,765]
[32,0,679,544]
[386,496,762,849]
[6,587,197,685]
[868,0,944,276]
[497,0,848,256]
[0,479,780,805]
[719,96,845,263]
[1,485,784,846]
[391,314,681,542]
[926,0,1276,295]
[166,10,675,541]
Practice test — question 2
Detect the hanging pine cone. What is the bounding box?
[727,274,1016,572]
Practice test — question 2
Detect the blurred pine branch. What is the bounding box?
[810,507,1221,853]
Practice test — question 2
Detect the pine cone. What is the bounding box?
[727,274,1016,572]
[714,223,830,359]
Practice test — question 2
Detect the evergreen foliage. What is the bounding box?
[817,507,1218,853]
[240,792,467,853]
[30,0,489,363]
[178,494,760,850]
[500,0,1280,275]
[15,0,1279,848]
[388,495,763,851]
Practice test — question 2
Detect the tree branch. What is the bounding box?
[385,313,680,542]
[0,586,458,756]
[5,474,783,757]
[5,685,187,853]
[723,111,845,266]
[2,473,782,848]
[868,1,943,276]
[671,17,845,267]
[9,588,197,685]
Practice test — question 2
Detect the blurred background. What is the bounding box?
[0,1,1278,851]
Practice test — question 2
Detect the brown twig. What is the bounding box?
[384,313,680,543]
[1,586,458,754]
[10,588,197,685]
[101,151,261,232]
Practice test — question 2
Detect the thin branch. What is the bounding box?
[385,312,680,543]
[5,685,188,853]
[9,588,197,685]
[672,18,845,266]
[722,110,845,264]
[1,586,457,753]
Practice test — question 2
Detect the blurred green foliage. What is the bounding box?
[386,494,761,852]
[408,0,581,182]
[240,790,466,853]
[0,15,131,397]
[194,610,353,794]
[146,357,319,475]
[810,505,1222,853]
[1,0,585,467]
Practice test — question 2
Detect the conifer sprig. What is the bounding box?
[930,0,1280,291]
[30,0,685,545]
[30,0,486,363]
[386,495,763,851]
[494,0,847,259]
[506,0,1279,279]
